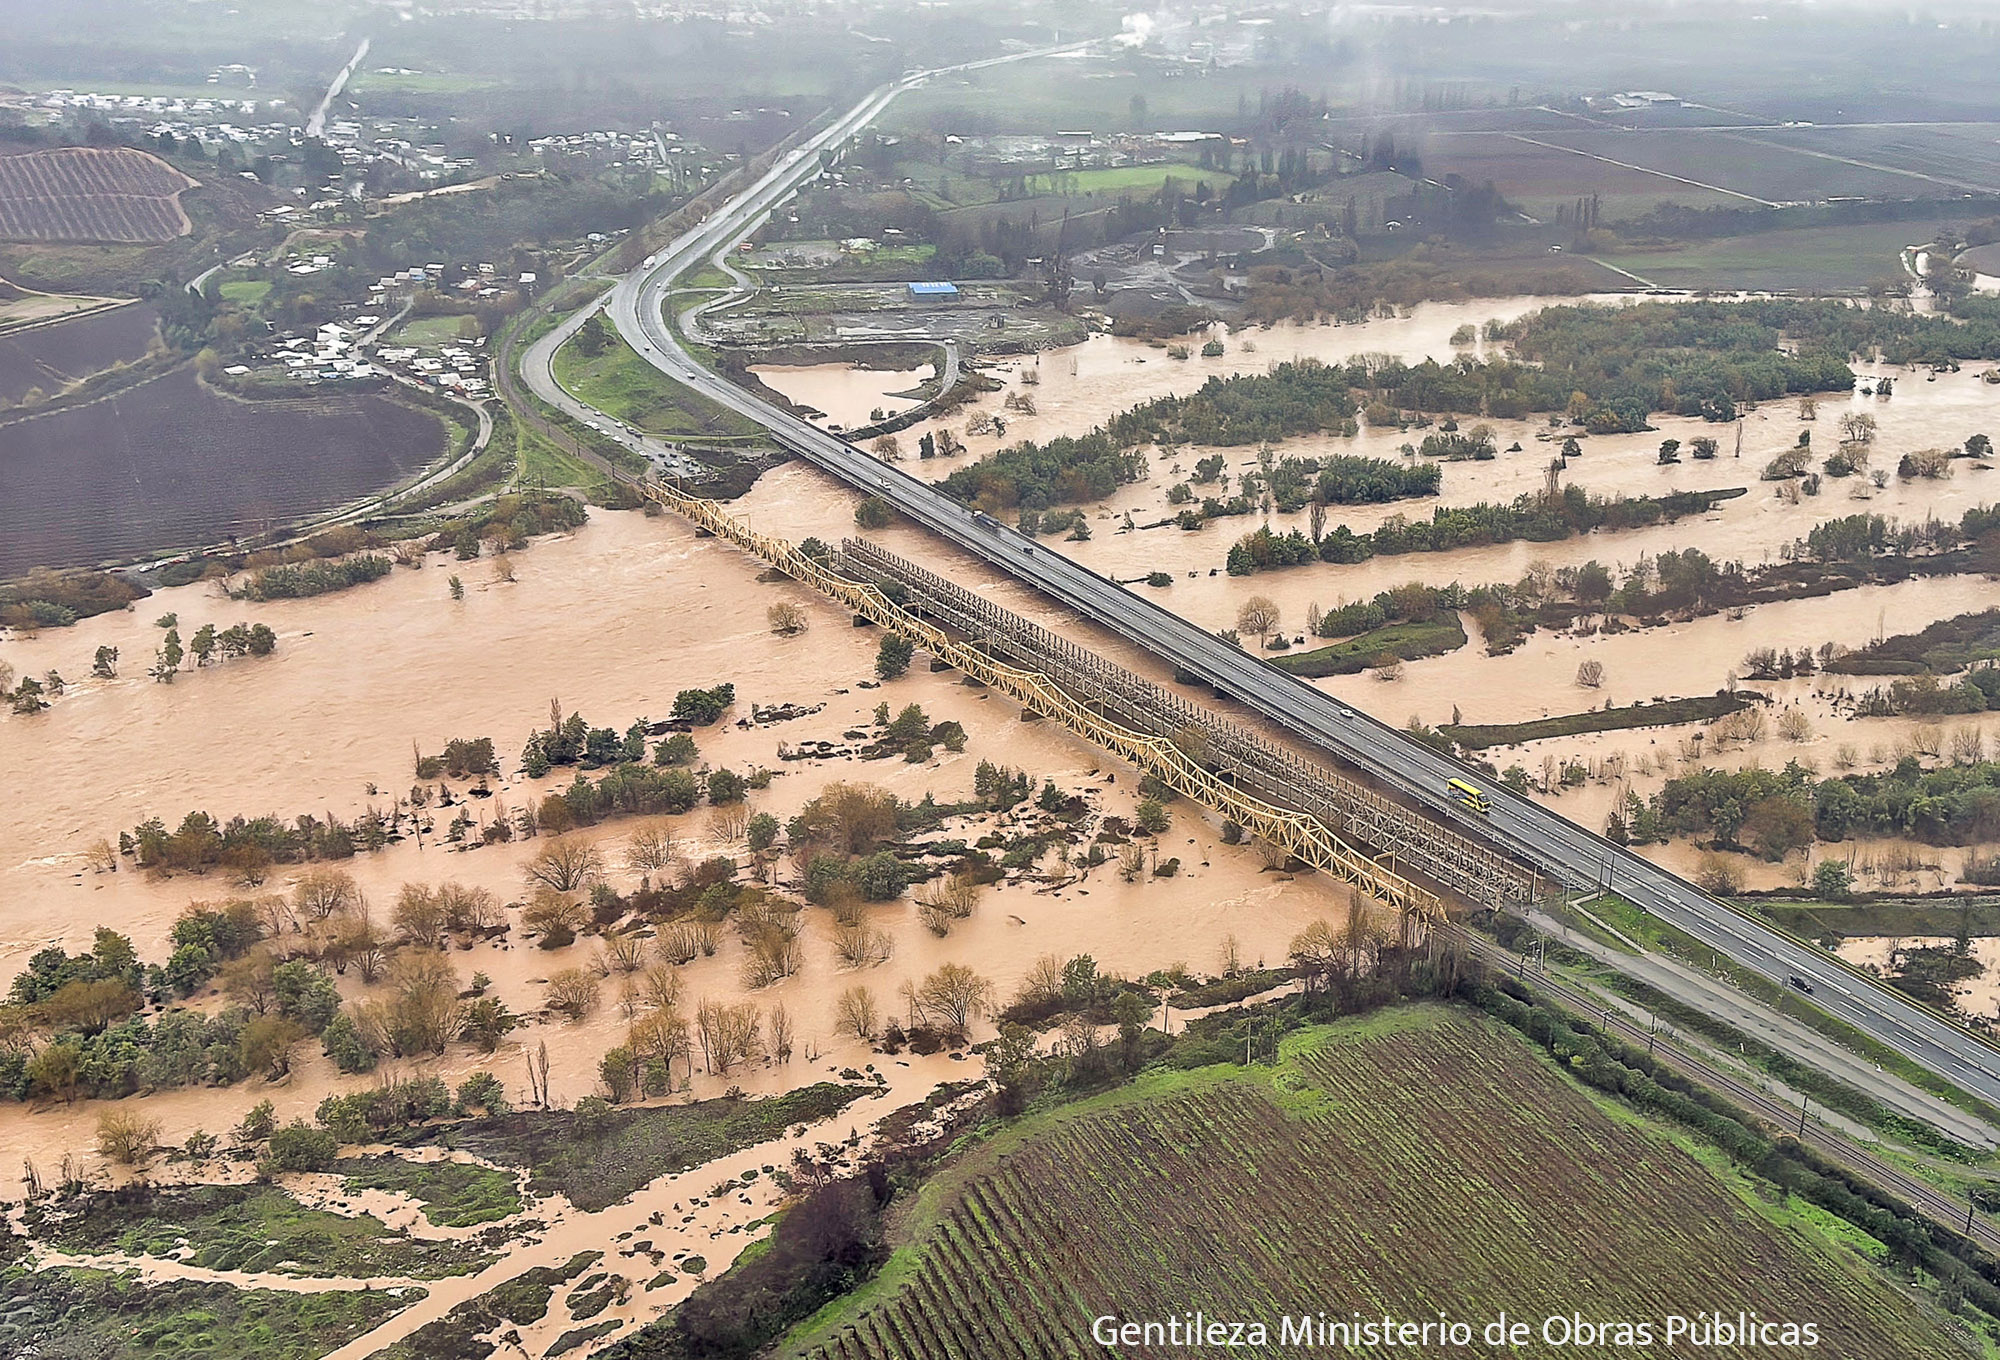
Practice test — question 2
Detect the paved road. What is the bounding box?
[545,56,2000,1115]
[1524,911,1996,1148]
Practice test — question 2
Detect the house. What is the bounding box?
[907,282,959,301]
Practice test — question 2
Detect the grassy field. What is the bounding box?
[1271,616,1467,678]
[1753,895,2000,944]
[218,277,272,305]
[1611,219,1952,293]
[785,1008,1959,1358]
[392,314,475,348]
[44,1183,492,1279]
[338,1155,524,1227]
[451,1082,866,1212]
[1443,693,1748,749]
[552,333,768,442]
[1020,164,1235,197]
[0,1267,415,1360]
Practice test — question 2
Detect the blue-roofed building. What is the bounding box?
[907,281,959,300]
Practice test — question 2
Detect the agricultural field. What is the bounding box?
[0,146,199,244]
[1419,132,1747,220]
[0,366,446,575]
[1608,219,1956,294]
[1752,123,2000,198]
[1532,130,1952,206]
[0,300,157,405]
[789,1009,1960,1359]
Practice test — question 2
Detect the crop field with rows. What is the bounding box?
[794,1009,1956,1359]
[0,147,198,244]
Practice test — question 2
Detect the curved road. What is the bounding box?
[538,55,2000,1114]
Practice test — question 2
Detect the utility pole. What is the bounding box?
[1798,1097,1809,1137]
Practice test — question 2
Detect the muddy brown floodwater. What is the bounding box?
[0,508,1349,1176]
[6,294,1998,1358]
[751,361,936,430]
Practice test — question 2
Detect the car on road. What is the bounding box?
[1787,974,1815,995]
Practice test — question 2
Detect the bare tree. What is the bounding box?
[599,933,648,974]
[293,867,360,922]
[1776,709,1815,743]
[694,1000,763,1073]
[438,882,501,933]
[1236,596,1281,649]
[526,836,603,893]
[835,985,879,1040]
[1694,851,1743,895]
[365,950,463,1056]
[767,602,809,636]
[768,1003,795,1063]
[910,963,993,1039]
[625,821,677,875]
[831,923,894,968]
[709,805,749,842]
[393,883,449,949]
[1575,659,1605,689]
[544,967,602,1020]
[523,889,587,943]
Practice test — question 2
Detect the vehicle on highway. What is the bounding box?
[1788,975,1816,995]
[1448,778,1490,815]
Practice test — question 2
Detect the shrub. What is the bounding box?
[261,1119,338,1175]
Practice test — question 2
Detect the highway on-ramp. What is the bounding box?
[530,54,2000,1116]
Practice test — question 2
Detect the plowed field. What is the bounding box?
[0,367,445,574]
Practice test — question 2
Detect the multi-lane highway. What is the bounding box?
[528,57,2000,1117]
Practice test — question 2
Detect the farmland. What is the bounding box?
[1420,133,1746,220]
[0,366,446,575]
[1532,130,1960,205]
[1605,218,1957,294]
[789,1009,1959,1359]
[0,146,198,244]
[0,301,158,405]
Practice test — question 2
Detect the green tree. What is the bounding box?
[854,496,895,529]
[1134,799,1171,835]
[876,634,914,680]
[189,624,217,666]
[1812,859,1855,901]
[449,575,465,600]
[92,645,118,678]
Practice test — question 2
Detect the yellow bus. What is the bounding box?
[1448,778,1490,815]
